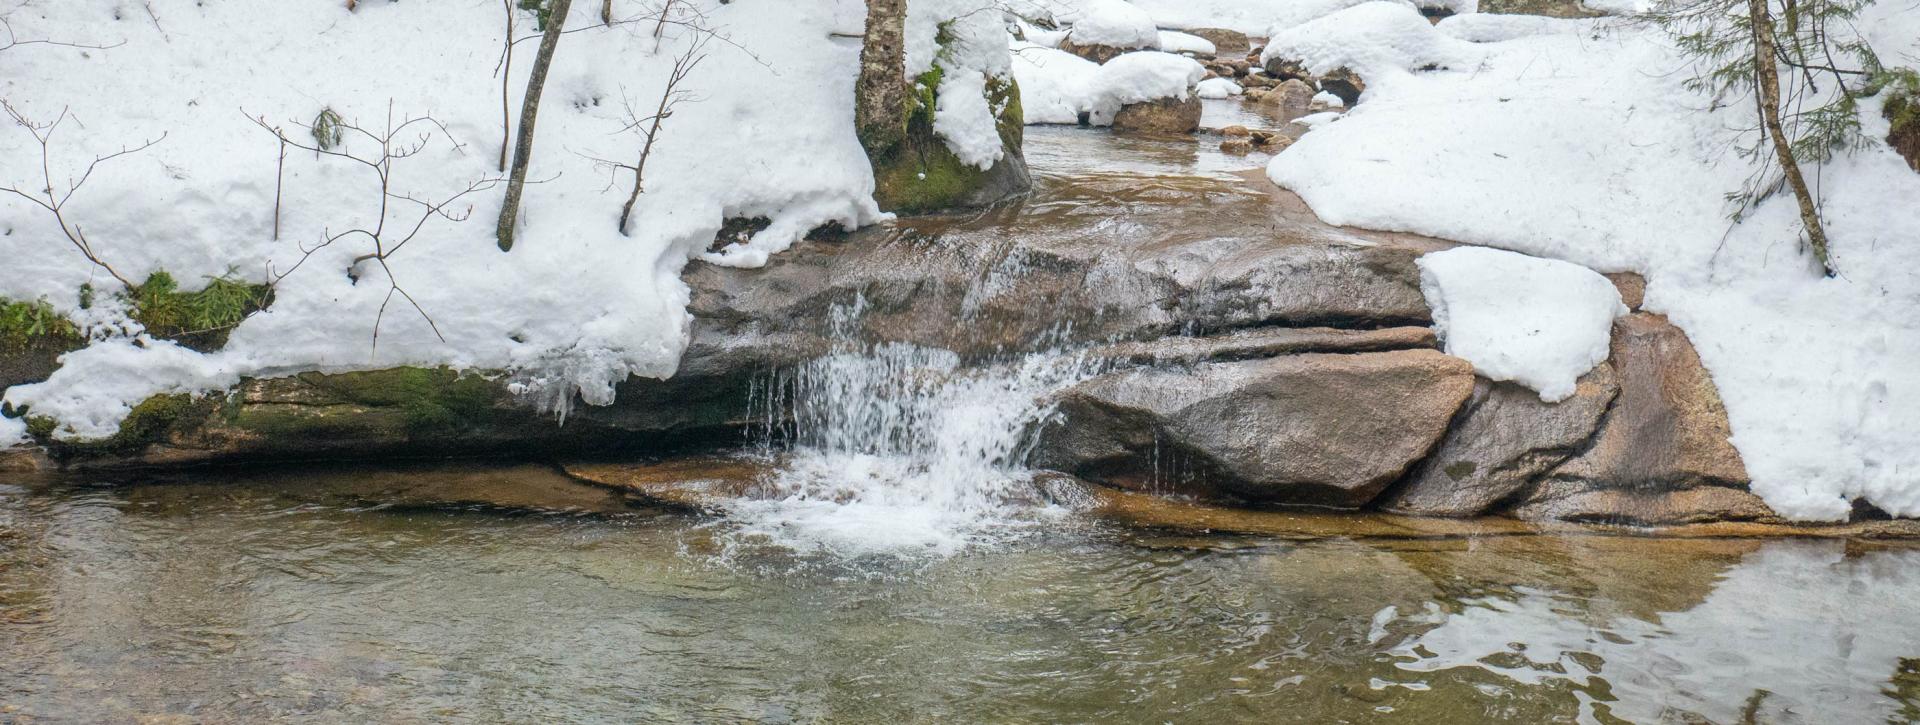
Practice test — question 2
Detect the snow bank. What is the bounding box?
[1262,2,1480,82]
[1196,78,1244,99]
[0,1,882,436]
[6,338,239,440]
[1157,30,1217,56]
[1086,51,1207,123]
[1011,42,1102,124]
[1268,6,1920,520]
[1264,0,1420,34]
[1419,248,1625,402]
[1065,0,1160,50]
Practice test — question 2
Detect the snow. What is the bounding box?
[1011,42,1102,124]
[1195,77,1244,99]
[1310,91,1346,108]
[1157,30,1217,56]
[1436,13,1604,43]
[1263,0,1420,34]
[1064,0,1160,50]
[1085,51,1207,124]
[1262,2,1480,82]
[1267,5,1920,519]
[0,413,24,448]
[0,1,884,436]
[934,70,1007,169]
[908,0,1017,174]
[5,338,238,440]
[1418,247,1626,402]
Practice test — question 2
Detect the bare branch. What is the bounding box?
[0,100,161,290]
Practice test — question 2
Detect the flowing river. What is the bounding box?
[4,108,1919,723]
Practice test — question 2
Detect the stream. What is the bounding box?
[4,107,1919,723]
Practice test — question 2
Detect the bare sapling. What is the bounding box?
[245,102,501,352]
[607,37,708,235]
[0,101,164,290]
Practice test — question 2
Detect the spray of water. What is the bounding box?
[719,302,1098,558]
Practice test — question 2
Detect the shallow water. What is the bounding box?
[3,468,1918,723]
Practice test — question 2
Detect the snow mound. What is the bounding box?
[5,338,240,440]
[1066,0,1160,49]
[1011,42,1102,124]
[1419,247,1625,402]
[1311,91,1347,107]
[1158,30,1218,56]
[1263,2,1480,81]
[908,0,1016,172]
[1196,77,1244,99]
[934,70,1007,169]
[1128,0,1311,34]
[1086,51,1206,123]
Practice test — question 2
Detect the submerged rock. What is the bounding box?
[1382,365,1618,517]
[1111,96,1203,134]
[1035,349,1474,507]
[1259,79,1316,121]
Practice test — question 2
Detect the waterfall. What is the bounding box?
[719,301,1097,557]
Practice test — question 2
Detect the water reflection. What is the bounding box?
[3,472,1917,722]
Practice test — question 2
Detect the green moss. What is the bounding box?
[0,297,82,352]
[872,74,1026,214]
[305,367,500,435]
[125,271,272,351]
[24,392,212,455]
[24,416,55,440]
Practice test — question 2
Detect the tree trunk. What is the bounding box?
[854,0,909,157]
[1747,0,1835,276]
[496,0,574,252]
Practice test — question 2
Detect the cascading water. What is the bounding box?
[720,300,1098,558]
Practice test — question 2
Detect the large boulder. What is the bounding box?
[1035,349,1475,507]
[1511,480,1780,525]
[1110,96,1203,134]
[1380,365,1618,517]
[1543,313,1749,491]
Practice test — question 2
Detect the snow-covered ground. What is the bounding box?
[1268,5,1920,519]
[0,1,895,435]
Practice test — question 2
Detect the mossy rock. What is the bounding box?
[871,75,1031,214]
[26,392,220,458]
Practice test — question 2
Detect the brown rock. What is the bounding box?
[1512,480,1780,525]
[1381,365,1618,517]
[1259,79,1316,121]
[1606,272,1646,311]
[1221,124,1251,137]
[1111,96,1203,134]
[1058,38,1132,64]
[1240,73,1279,89]
[1262,56,1313,83]
[1321,67,1367,106]
[1184,27,1250,56]
[1220,137,1254,154]
[1544,313,1749,490]
[1035,349,1476,508]
[0,445,49,472]
[1241,88,1269,102]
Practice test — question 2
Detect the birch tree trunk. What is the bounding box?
[496,0,574,252]
[855,0,909,156]
[1747,0,1835,276]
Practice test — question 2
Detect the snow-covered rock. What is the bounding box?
[1086,51,1207,125]
[1064,0,1161,50]
[5,338,239,441]
[1418,247,1626,403]
[1157,30,1218,56]
[1195,77,1244,99]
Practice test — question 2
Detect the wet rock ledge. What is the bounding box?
[0,178,1894,530]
